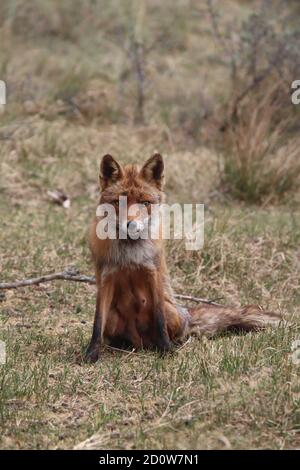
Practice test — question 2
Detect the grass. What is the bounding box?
[0,0,300,450]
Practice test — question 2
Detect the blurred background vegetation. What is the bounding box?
[1,0,300,203]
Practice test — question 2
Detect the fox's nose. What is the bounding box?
[127,220,138,231]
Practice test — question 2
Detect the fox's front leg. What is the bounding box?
[85,279,114,363]
[148,271,171,353]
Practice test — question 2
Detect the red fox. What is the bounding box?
[85,153,281,362]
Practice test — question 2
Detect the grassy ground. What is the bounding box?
[1,0,300,450]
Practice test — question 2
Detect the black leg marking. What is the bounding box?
[155,312,171,353]
[85,306,102,363]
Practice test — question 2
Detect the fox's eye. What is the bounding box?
[141,201,151,207]
[112,200,119,207]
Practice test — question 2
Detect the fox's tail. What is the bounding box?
[186,304,281,338]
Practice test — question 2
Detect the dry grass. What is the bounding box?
[221,83,300,203]
[0,0,300,450]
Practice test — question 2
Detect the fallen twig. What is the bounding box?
[0,268,222,306]
[0,268,95,290]
[175,294,223,306]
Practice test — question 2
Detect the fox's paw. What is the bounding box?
[85,345,100,363]
[156,337,172,355]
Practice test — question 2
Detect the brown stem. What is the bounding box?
[0,269,222,306]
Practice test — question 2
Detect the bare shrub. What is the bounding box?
[205,0,300,201]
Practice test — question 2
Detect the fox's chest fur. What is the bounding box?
[105,239,159,270]
[103,267,156,344]
[98,239,173,347]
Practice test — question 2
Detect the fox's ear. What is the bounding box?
[140,153,164,189]
[99,154,123,189]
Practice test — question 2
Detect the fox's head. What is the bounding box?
[97,153,164,241]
